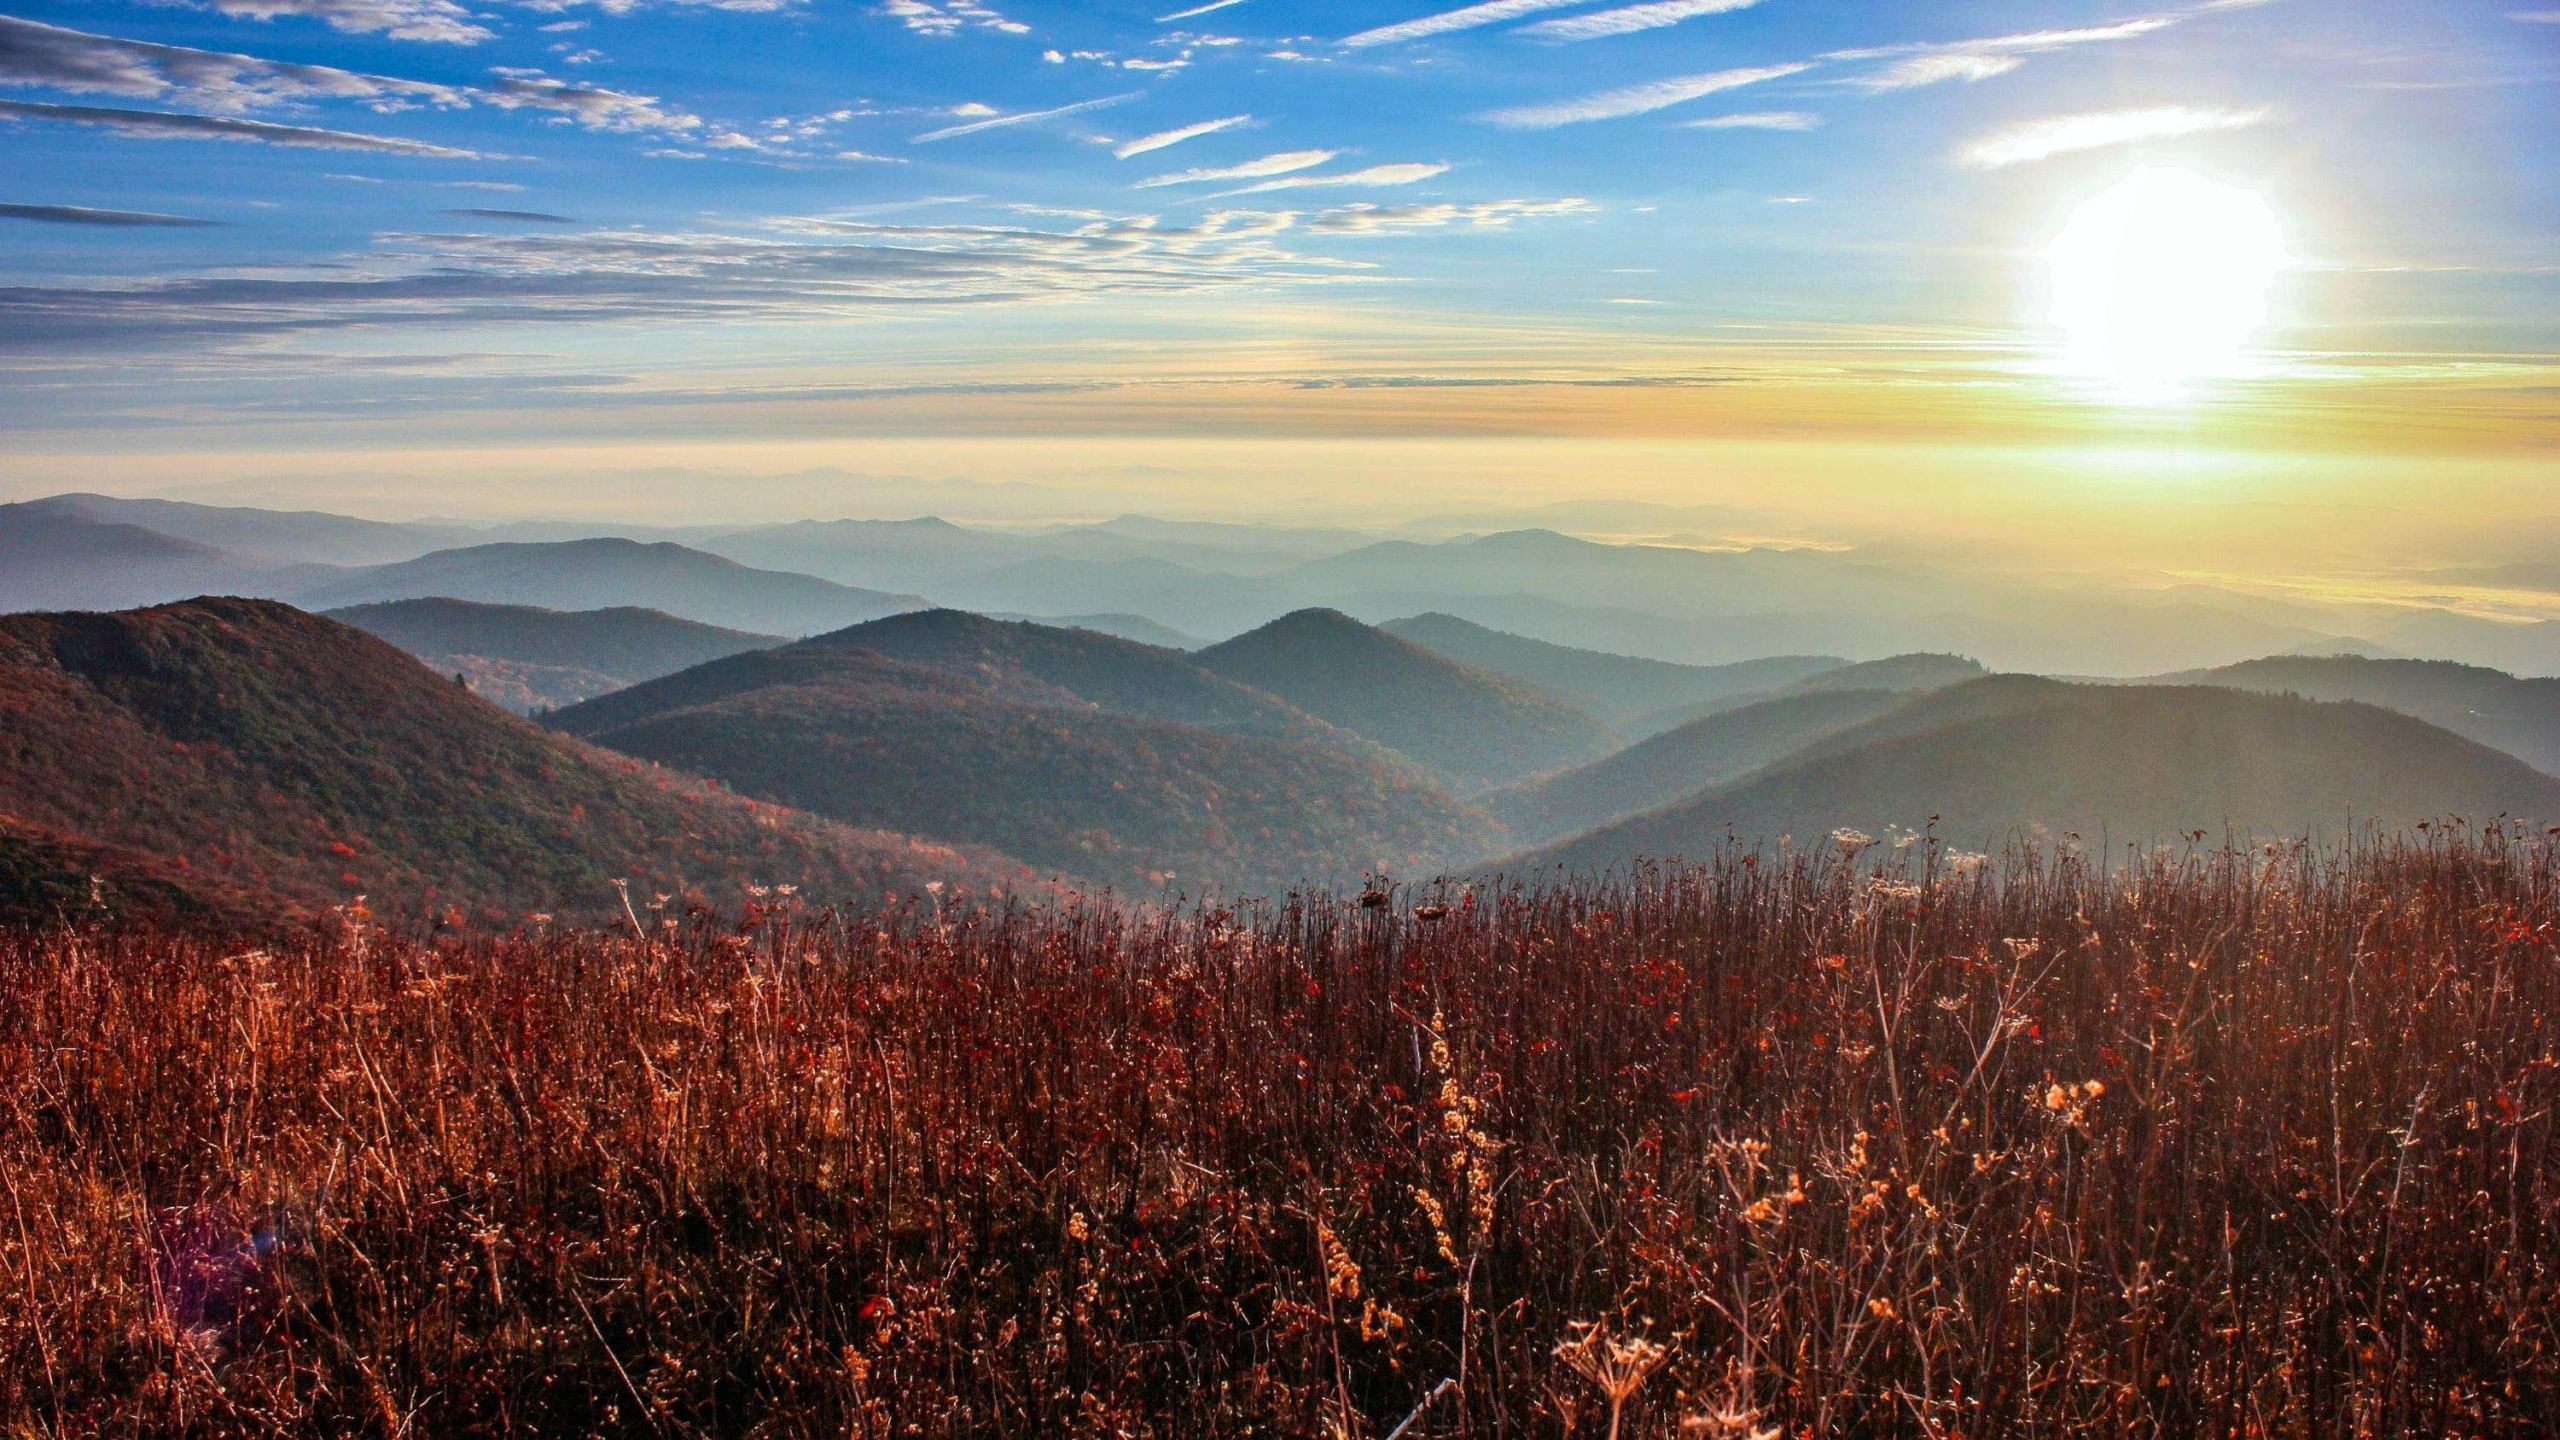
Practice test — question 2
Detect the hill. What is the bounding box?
[549,629,1500,895]
[1508,679,2560,873]
[327,598,783,713]
[1485,689,1903,847]
[1380,612,1842,731]
[1190,609,1617,792]
[1630,651,1986,733]
[2153,653,2560,776]
[0,599,1032,925]
[293,539,927,637]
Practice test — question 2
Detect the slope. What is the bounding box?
[1190,608,1618,792]
[1508,680,2560,873]
[550,638,1501,895]
[0,599,1032,925]
[1381,612,1844,731]
[328,598,784,712]
[0,506,329,613]
[1630,652,1986,734]
[2155,654,2560,776]
[294,539,927,637]
[1486,689,1904,848]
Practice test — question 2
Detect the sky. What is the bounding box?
[0,0,2552,534]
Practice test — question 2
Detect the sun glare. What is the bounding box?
[2046,167,2285,403]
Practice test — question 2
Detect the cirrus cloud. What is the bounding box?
[1957,103,2272,168]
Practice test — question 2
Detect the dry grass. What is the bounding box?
[3,828,2555,1437]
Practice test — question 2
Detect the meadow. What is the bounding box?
[3,829,2553,1437]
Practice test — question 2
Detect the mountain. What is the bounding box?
[1507,679,2560,874]
[1380,612,1844,731]
[1486,689,1905,848]
[548,622,1500,895]
[1191,609,1618,792]
[0,598,1031,926]
[2152,654,2560,776]
[293,539,928,637]
[1630,652,1987,734]
[0,506,333,613]
[327,598,784,713]
[9,492,465,566]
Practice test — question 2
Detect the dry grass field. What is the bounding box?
[3,829,2554,1437]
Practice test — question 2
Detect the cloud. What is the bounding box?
[0,19,701,132]
[1156,0,1252,18]
[2508,7,2560,18]
[181,0,494,45]
[1516,0,1767,43]
[1341,0,1581,49]
[478,74,700,132]
[0,15,466,111]
[910,92,1136,141]
[1852,53,2022,90]
[1684,110,1820,129]
[0,98,484,155]
[0,201,221,226]
[446,207,577,222]
[1114,113,1249,158]
[1481,62,1810,127]
[0,213,1378,354]
[1304,197,1596,233]
[880,0,1029,37]
[1958,104,2271,168]
[1836,15,2188,91]
[1136,148,1333,187]
[1216,162,1450,196]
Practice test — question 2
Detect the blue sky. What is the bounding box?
[0,0,2552,517]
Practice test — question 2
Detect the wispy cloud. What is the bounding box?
[910,92,1136,141]
[1685,110,1820,129]
[0,98,484,155]
[1481,62,1809,128]
[1957,104,2271,168]
[1341,0,1580,50]
[1216,161,1450,195]
[1852,53,2021,90]
[1516,0,1767,43]
[1304,197,1595,232]
[1137,148,1334,187]
[879,0,1029,37]
[446,207,576,222]
[0,201,221,226]
[1113,113,1248,158]
[182,0,493,44]
[1155,0,1252,19]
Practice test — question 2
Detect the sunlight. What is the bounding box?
[2046,167,2286,403]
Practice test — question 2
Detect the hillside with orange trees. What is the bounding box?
[0,598,1033,925]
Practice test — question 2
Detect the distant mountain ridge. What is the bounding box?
[1192,608,1619,792]
[297,539,928,637]
[0,598,1032,925]
[1630,652,1987,734]
[1507,679,2560,874]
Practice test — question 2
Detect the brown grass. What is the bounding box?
[3,828,2555,1437]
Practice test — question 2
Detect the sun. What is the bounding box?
[2045,167,2285,403]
